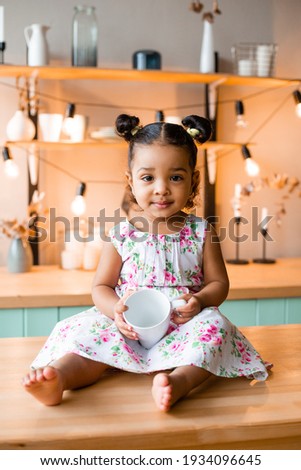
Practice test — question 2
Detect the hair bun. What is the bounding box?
[181,115,213,144]
[115,114,141,142]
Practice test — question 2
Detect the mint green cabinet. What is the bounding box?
[221,298,301,327]
[0,309,23,337]
[0,305,92,338]
[0,299,300,338]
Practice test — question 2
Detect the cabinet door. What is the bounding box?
[59,306,93,321]
[24,308,59,336]
[286,298,301,324]
[256,299,286,325]
[0,309,23,338]
[220,300,257,326]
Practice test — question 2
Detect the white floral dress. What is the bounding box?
[31,214,271,381]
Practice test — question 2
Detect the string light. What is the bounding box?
[235,100,248,128]
[61,102,76,138]
[292,90,301,117]
[71,181,86,216]
[2,146,19,179]
[241,145,260,177]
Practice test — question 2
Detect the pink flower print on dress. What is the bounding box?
[99,332,110,343]
[182,226,192,237]
[212,336,223,346]
[169,341,185,353]
[236,340,246,354]
[164,270,177,283]
[241,350,252,363]
[207,325,218,335]
[123,343,134,354]
[199,333,212,342]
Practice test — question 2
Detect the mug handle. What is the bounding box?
[171,299,187,309]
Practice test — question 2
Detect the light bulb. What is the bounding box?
[4,158,19,178]
[245,157,260,177]
[296,103,301,118]
[236,114,248,128]
[293,90,301,118]
[241,145,260,177]
[71,195,86,216]
[62,103,76,138]
[235,100,248,128]
[71,182,86,216]
[2,146,19,179]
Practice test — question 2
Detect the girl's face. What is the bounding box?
[127,143,193,222]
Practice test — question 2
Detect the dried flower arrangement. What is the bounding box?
[189,1,221,20]
[240,174,301,226]
[0,191,46,240]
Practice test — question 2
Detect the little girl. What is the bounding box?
[23,114,271,411]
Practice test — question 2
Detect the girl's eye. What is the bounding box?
[141,175,153,182]
[170,175,183,182]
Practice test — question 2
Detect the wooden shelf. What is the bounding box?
[6,139,243,152]
[0,65,299,87]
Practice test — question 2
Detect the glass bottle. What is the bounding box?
[72,5,98,67]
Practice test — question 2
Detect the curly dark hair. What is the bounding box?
[115,114,212,210]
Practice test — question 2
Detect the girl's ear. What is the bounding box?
[125,171,133,188]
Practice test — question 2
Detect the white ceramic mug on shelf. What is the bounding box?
[38,113,63,142]
[124,290,186,349]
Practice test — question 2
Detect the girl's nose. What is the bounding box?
[154,179,170,195]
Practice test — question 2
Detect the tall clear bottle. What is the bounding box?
[72,5,98,67]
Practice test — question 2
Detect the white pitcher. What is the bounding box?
[200,20,215,73]
[24,24,50,66]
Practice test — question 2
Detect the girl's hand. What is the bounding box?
[171,294,202,325]
[113,290,139,341]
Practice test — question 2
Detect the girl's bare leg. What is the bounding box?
[152,365,211,412]
[22,353,109,406]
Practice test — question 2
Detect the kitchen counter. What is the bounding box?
[1,324,300,450]
[0,258,300,309]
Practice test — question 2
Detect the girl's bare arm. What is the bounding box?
[91,241,122,318]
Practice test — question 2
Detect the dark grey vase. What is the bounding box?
[7,237,33,273]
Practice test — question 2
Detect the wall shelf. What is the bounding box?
[0,65,299,88]
[6,139,243,152]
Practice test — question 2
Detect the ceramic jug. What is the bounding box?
[200,19,215,73]
[24,24,50,66]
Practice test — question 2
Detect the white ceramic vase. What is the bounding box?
[200,20,215,73]
[6,110,36,141]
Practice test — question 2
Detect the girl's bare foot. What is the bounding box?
[152,366,212,412]
[22,366,64,406]
[152,373,174,411]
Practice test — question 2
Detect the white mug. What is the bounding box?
[38,113,63,142]
[124,289,186,349]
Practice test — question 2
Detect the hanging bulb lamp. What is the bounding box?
[2,146,20,179]
[235,100,248,128]
[62,103,76,137]
[71,182,86,216]
[241,145,260,177]
[293,90,301,118]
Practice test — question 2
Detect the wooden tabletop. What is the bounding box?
[1,324,301,450]
[0,258,300,309]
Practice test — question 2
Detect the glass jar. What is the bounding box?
[72,5,98,67]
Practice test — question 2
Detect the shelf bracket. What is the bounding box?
[207,77,226,121]
[25,73,40,265]
[203,78,225,223]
